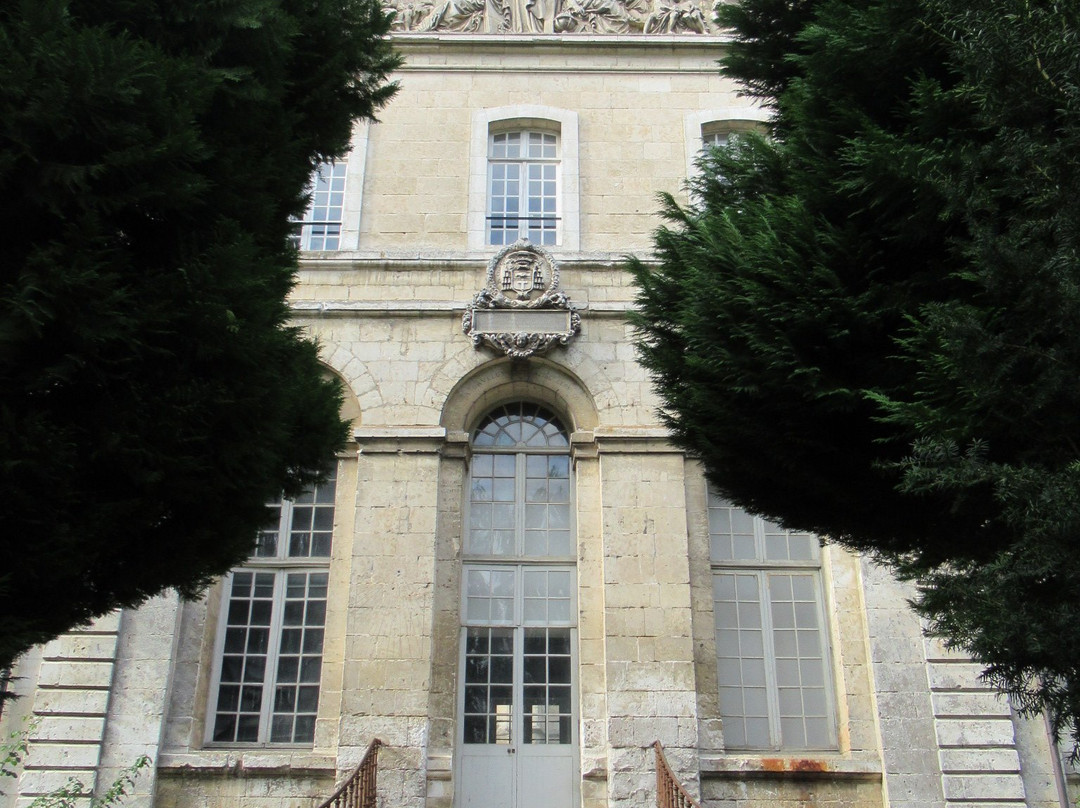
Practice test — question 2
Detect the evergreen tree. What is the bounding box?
[0,0,399,668]
[631,0,1080,746]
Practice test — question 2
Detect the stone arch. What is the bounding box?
[440,357,599,440]
[319,361,362,430]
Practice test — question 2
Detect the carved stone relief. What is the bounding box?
[462,241,581,360]
[387,0,716,34]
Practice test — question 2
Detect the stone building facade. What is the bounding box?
[1,11,1074,808]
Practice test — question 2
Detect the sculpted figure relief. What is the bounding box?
[417,0,488,31]
[643,0,707,32]
[553,0,648,34]
[388,0,713,33]
[390,0,435,29]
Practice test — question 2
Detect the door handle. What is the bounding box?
[507,747,516,754]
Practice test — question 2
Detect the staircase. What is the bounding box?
[318,738,697,808]
[317,738,383,808]
[654,741,702,808]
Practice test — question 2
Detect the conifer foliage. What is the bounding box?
[0,0,399,668]
[631,0,1080,746]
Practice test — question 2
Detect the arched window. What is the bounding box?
[684,109,770,179]
[458,402,578,807]
[468,402,571,557]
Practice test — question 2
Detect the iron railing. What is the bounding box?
[654,741,702,808]
[316,738,383,808]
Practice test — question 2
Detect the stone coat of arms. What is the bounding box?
[462,240,581,359]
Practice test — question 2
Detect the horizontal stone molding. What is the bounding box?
[390,32,732,46]
[355,426,448,454]
[297,250,647,270]
[595,427,679,454]
[290,300,635,318]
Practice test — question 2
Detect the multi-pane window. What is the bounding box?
[709,489,836,751]
[208,467,337,746]
[462,570,575,746]
[468,403,571,558]
[292,162,347,250]
[702,129,733,151]
[487,131,559,246]
[461,403,576,749]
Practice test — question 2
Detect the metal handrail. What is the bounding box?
[316,738,383,808]
[654,741,702,808]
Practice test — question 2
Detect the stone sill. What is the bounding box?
[700,753,882,782]
[157,750,337,777]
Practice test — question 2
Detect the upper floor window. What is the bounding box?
[487,131,560,247]
[684,110,770,180]
[292,162,347,250]
[207,467,337,746]
[709,489,836,751]
[469,107,579,251]
[701,128,736,151]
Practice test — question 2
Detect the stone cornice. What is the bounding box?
[289,300,636,316]
[346,425,679,453]
[391,32,729,45]
[354,426,448,454]
[296,251,653,270]
[594,426,680,453]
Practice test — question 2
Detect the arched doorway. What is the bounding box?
[456,402,579,808]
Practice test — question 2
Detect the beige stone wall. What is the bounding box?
[2,29,1070,808]
[155,770,335,808]
[352,38,748,256]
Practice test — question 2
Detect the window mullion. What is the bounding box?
[515,453,526,556]
[759,570,783,750]
[513,570,524,748]
[278,499,294,559]
[259,571,288,743]
[517,160,529,240]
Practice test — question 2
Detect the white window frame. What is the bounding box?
[486,130,561,248]
[708,488,837,752]
[684,108,771,179]
[292,122,371,251]
[459,404,578,736]
[205,468,337,747]
[469,107,579,252]
[294,161,348,251]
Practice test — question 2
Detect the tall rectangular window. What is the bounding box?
[208,468,336,746]
[709,490,836,751]
[487,131,559,246]
[292,162,347,250]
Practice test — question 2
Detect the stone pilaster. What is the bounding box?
[339,428,444,808]
[598,438,699,808]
